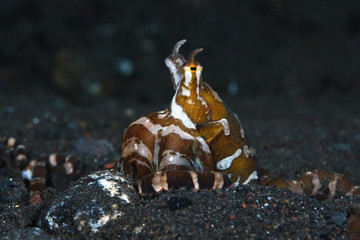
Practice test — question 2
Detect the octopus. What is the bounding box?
[1,40,359,201]
[116,40,360,197]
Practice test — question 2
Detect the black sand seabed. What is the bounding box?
[0,89,359,239]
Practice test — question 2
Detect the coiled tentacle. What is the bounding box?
[1,137,80,196]
[259,169,360,199]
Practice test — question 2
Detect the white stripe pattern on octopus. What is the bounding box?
[243,171,258,185]
[216,149,242,170]
[170,94,196,129]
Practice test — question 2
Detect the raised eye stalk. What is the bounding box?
[187,48,203,66]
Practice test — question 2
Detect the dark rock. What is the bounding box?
[73,138,114,157]
[334,143,351,152]
[38,170,137,238]
[330,211,348,228]
[1,227,54,240]
[166,196,192,211]
[0,177,27,203]
[0,205,33,237]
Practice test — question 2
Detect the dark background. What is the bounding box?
[1,0,359,105]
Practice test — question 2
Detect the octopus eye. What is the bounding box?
[190,67,196,71]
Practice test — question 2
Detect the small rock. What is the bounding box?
[0,177,27,203]
[167,196,192,211]
[334,143,351,152]
[330,211,348,228]
[1,227,54,240]
[38,170,137,237]
[73,138,114,157]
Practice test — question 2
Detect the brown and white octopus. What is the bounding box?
[1,40,359,200]
[116,40,360,197]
